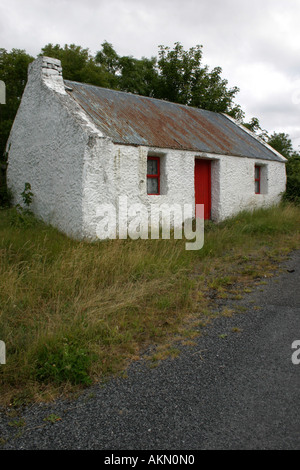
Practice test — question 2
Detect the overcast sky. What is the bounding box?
[1,0,300,150]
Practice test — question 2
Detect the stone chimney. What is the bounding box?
[28,56,66,95]
[41,56,62,77]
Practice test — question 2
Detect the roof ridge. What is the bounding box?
[63,79,217,116]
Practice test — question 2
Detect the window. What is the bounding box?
[255,165,261,194]
[147,156,160,195]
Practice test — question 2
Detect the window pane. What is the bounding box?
[147,177,158,194]
[255,166,260,179]
[147,159,158,175]
[255,180,260,194]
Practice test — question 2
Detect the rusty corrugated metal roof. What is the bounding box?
[64,80,283,162]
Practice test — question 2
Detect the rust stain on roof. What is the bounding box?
[64,80,283,162]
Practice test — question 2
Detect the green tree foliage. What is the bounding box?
[242,117,269,141]
[0,48,34,158]
[118,55,159,96]
[284,154,300,203]
[155,43,204,104]
[0,48,34,205]
[155,42,244,119]
[267,132,300,203]
[95,42,120,75]
[95,41,159,96]
[267,132,294,159]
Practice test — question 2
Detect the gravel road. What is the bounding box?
[1,250,299,450]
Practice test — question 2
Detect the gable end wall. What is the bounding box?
[6,57,96,239]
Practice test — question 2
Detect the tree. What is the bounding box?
[267,132,294,159]
[95,41,159,96]
[155,42,203,104]
[0,48,34,205]
[284,153,300,204]
[95,41,120,88]
[0,48,34,157]
[267,132,300,203]
[242,117,269,141]
[117,55,159,97]
[155,42,244,119]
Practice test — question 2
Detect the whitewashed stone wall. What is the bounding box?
[216,153,286,220]
[82,142,286,239]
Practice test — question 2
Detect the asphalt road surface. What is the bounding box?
[1,250,299,450]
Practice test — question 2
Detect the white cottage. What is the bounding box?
[6,56,286,240]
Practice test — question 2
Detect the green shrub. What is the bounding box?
[8,207,40,228]
[283,155,300,204]
[0,150,12,208]
[8,182,39,227]
[0,184,12,207]
[34,337,93,386]
[21,182,34,207]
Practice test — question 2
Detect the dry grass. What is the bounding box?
[0,203,300,406]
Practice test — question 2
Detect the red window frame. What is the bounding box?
[147,156,160,195]
[255,165,261,194]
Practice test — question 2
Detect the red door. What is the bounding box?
[194,159,211,220]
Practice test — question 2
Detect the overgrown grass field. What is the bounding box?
[0,203,300,406]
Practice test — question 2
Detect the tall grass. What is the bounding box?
[0,203,299,405]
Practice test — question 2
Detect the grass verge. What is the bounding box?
[0,203,299,406]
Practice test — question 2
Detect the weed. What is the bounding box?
[8,419,26,428]
[235,306,247,313]
[43,414,61,424]
[34,337,93,386]
[21,183,33,207]
[233,294,243,300]
[221,308,235,318]
[8,183,37,228]
[148,345,181,365]
[232,327,242,333]
[9,207,40,228]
